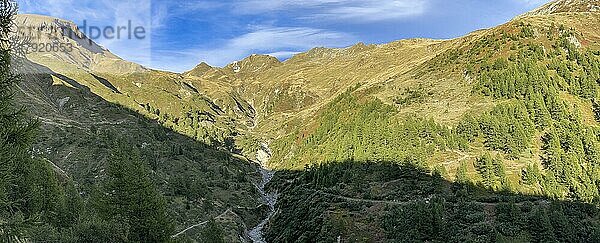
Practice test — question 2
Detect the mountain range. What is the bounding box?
[9,0,600,242]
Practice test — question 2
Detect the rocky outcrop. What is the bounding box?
[523,0,600,16]
[15,14,147,74]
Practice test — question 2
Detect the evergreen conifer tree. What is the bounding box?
[98,141,173,242]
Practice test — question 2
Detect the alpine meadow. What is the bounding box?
[2,0,600,242]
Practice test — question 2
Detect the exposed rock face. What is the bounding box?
[256,143,272,165]
[56,96,70,110]
[524,0,600,16]
[15,14,147,74]
[16,14,106,53]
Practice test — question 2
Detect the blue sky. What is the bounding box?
[18,0,550,73]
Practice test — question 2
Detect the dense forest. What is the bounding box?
[266,161,600,242]
[469,23,600,203]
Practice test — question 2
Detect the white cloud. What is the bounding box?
[152,26,356,72]
[151,4,168,29]
[19,0,67,17]
[234,0,348,13]
[233,0,427,22]
[151,0,428,23]
[518,0,551,7]
[18,0,113,22]
[97,1,153,66]
[176,1,228,11]
[197,26,355,67]
[312,0,426,22]
[267,51,302,59]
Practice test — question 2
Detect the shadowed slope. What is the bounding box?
[265,160,600,242]
[14,59,266,242]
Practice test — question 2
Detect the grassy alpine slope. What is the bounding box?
[15,60,265,241]
[8,0,600,242]
[16,14,257,153]
[268,3,600,201]
[11,9,264,242]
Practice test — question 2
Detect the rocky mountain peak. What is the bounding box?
[15,14,146,74]
[225,54,281,74]
[184,62,214,77]
[525,0,600,16]
[16,14,108,55]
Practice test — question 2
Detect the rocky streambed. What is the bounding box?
[247,143,278,243]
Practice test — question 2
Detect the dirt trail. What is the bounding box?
[305,188,550,207]
[171,209,233,238]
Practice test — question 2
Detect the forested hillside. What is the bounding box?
[266,161,600,242]
[3,3,266,242]
[4,0,600,242]
[269,10,600,203]
[12,48,267,242]
[262,5,600,242]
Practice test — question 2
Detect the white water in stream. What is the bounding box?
[247,144,278,243]
[247,167,277,243]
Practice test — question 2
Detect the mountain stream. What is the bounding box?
[247,143,278,243]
